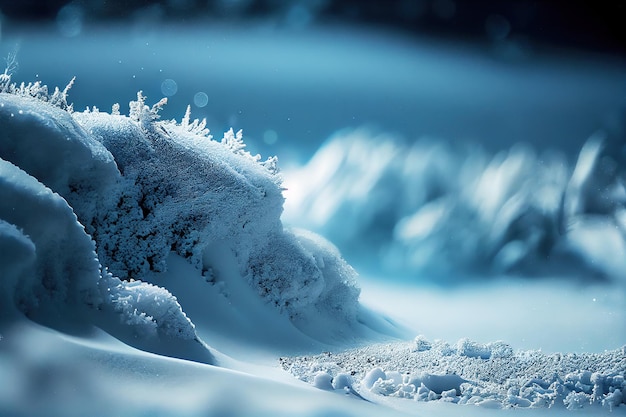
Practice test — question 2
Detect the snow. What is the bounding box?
[1,25,625,416]
[0,75,382,356]
[282,337,626,411]
[283,128,626,283]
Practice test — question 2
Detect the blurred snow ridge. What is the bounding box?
[285,127,626,283]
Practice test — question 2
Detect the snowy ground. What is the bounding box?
[1,21,625,417]
[1,277,623,417]
[358,278,625,354]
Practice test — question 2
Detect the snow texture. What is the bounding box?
[282,337,626,410]
[1,70,623,416]
[284,128,626,283]
[0,87,204,360]
[0,75,362,356]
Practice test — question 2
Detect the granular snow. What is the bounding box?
[281,337,626,410]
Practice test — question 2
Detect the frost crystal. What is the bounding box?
[178,105,211,137]
[128,91,166,125]
[221,128,251,157]
[0,72,75,111]
[220,127,280,175]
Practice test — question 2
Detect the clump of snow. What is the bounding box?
[106,277,196,340]
[313,371,334,390]
[284,128,626,283]
[282,336,626,410]
[413,335,432,352]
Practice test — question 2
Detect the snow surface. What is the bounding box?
[283,338,626,411]
[1,64,625,416]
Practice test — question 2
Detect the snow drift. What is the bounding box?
[284,128,626,283]
[0,75,364,362]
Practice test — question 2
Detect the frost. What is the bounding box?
[128,90,166,126]
[107,276,196,340]
[178,105,210,137]
[0,70,75,111]
[283,338,626,410]
[221,127,248,155]
[1,76,359,347]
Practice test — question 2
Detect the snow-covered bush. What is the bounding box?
[0,113,203,360]
[0,75,364,351]
[73,98,284,281]
[284,128,626,282]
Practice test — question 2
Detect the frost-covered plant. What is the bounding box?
[220,127,280,174]
[0,64,75,111]
[1,76,359,345]
[0,50,18,91]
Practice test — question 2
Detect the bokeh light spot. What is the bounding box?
[193,92,209,107]
[160,79,178,97]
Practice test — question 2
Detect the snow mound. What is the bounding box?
[282,337,626,410]
[0,76,364,357]
[0,146,207,362]
[284,128,626,283]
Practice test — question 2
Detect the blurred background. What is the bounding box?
[1,0,624,158]
[0,0,625,284]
